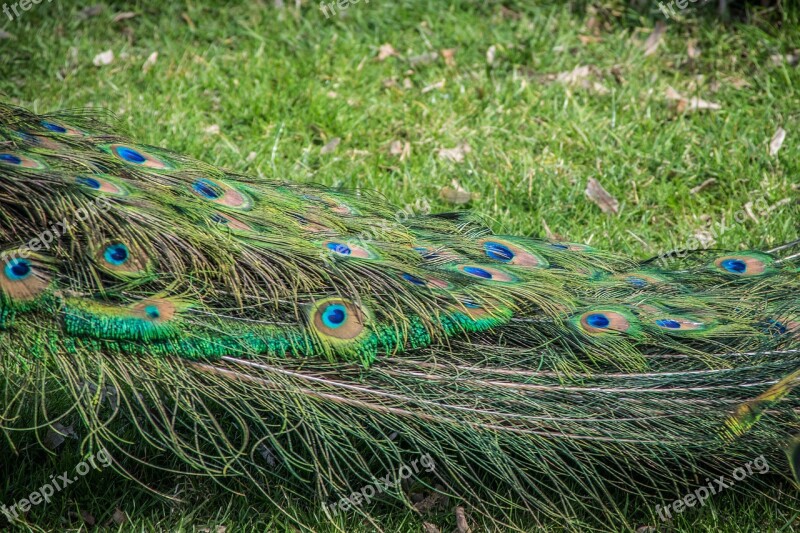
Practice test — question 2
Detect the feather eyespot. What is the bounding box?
[40,120,84,136]
[654,317,705,331]
[131,299,177,323]
[481,238,548,268]
[323,241,376,259]
[108,144,173,169]
[456,264,517,283]
[400,272,451,289]
[549,242,593,252]
[75,175,128,196]
[210,211,253,232]
[576,309,634,334]
[190,178,253,210]
[310,298,368,341]
[0,152,46,169]
[95,242,149,275]
[0,254,51,302]
[713,254,772,277]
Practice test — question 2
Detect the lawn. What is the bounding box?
[1,0,799,530]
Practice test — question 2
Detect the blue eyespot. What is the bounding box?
[103,244,129,266]
[0,154,22,165]
[321,304,347,329]
[463,266,492,279]
[327,242,351,255]
[4,258,32,281]
[765,319,788,335]
[461,299,482,309]
[41,121,67,133]
[118,146,147,164]
[402,273,426,286]
[484,242,514,262]
[585,313,610,328]
[144,305,161,320]
[192,179,223,200]
[656,319,682,329]
[76,176,101,189]
[626,277,647,288]
[720,259,747,274]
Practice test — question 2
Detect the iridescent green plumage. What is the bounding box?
[0,103,798,529]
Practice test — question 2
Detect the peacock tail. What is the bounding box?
[0,102,798,529]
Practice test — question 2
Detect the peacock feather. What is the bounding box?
[0,102,798,529]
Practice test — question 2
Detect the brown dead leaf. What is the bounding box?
[80,510,96,526]
[578,35,602,45]
[204,124,220,135]
[687,39,701,59]
[413,490,447,513]
[728,77,751,89]
[112,11,137,22]
[181,12,196,31]
[690,178,717,195]
[78,4,103,19]
[585,178,619,215]
[44,422,75,450]
[455,506,472,533]
[665,86,721,113]
[439,180,476,205]
[388,140,411,161]
[403,78,413,89]
[111,508,127,526]
[0,30,13,40]
[486,45,497,66]
[438,142,471,163]
[421,80,445,93]
[142,51,158,73]
[643,21,666,56]
[377,43,397,61]
[92,49,114,67]
[409,51,438,66]
[422,523,441,533]
[320,137,341,155]
[771,51,799,67]
[441,48,456,67]
[769,127,786,156]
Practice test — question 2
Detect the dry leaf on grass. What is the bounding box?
[439,180,476,205]
[687,39,701,59]
[441,48,456,67]
[585,178,619,215]
[770,52,799,67]
[377,43,397,61]
[44,422,75,450]
[409,51,438,66]
[455,506,472,533]
[486,45,497,66]
[421,80,445,93]
[321,137,340,155]
[422,523,441,533]
[690,178,717,195]
[769,127,786,156]
[665,86,721,113]
[92,50,114,66]
[142,51,158,72]
[204,124,220,135]
[78,4,103,19]
[388,140,411,161]
[438,142,471,163]
[0,30,12,40]
[643,21,666,56]
[112,11,137,22]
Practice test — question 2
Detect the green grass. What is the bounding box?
[1,0,799,530]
